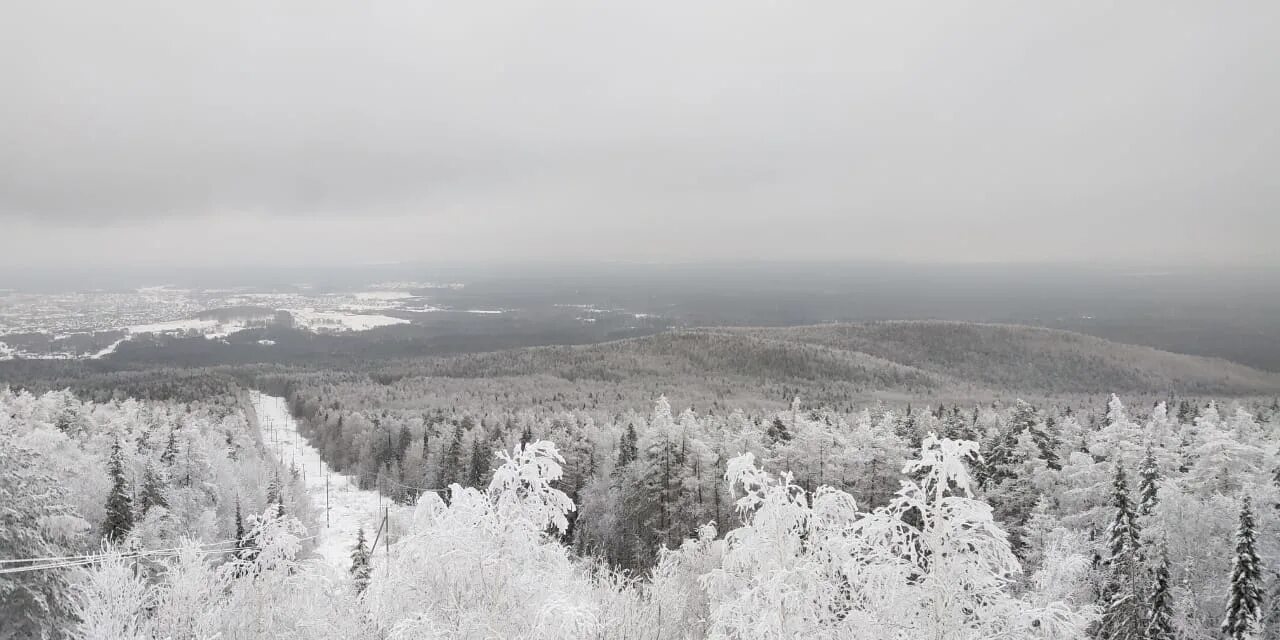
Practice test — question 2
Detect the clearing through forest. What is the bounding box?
[251,391,390,570]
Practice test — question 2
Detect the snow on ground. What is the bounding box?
[287,309,410,332]
[353,291,414,301]
[89,337,127,359]
[251,391,391,570]
[127,318,221,335]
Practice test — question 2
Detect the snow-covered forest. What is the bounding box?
[4,383,1280,639]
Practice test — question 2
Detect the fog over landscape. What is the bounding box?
[3,3,1280,640]
[4,2,1279,267]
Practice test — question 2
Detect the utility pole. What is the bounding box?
[325,474,330,528]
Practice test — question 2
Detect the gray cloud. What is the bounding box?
[2,1,1277,266]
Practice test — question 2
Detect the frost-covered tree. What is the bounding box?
[1146,541,1176,640]
[102,438,134,542]
[701,435,1092,639]
[150,540,226,639]
[138,459,168,516]
[466,436,491,488]
[160,427,178,467]
[1099,461,1144,640]
[437,421,466,490]
[616,422,639,469]
[1138,444,1160,518]
[365,440,590,637]
[0,426,84,639]
[68,545,155,640]
[351,526,372,594]
[1223,496,1263,640]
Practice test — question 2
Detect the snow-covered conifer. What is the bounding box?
[350,526,372,594]
[102,438,134,541]
[1223,496,1263,640]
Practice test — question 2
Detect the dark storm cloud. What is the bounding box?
[2,1,1278,265]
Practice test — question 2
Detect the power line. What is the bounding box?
[0,534,319,575]
[0,545,235,576]
[0,535,320,576]
[0,536,244,565]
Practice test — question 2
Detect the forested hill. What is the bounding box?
[395,321,1280,399]
[715,321,1280,395]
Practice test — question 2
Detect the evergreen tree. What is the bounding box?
[1138,443,1160,518]
[350,526,372,594]
[396,424,413,462]
[234,496,246,550]
[1099,462,1144,640]
[765,416,792,444]
[616,422,639,469]
[265,470,281,509]
[160,427,179,466]
[1146,542,1176,640]
[238,515,261,568]
[438,422,465,488]
[1037,413,1063,470]
[233,496,250,577]
[102,439,134,542]
[466,437,490,487]
[138,460,167,516]
[1223,496,1263,640]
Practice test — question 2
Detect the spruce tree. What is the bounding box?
[160,427,179,466]
[234,496,246,551]
[1037,413,1062,470]
[466,437,490,487]
[616,423,639,469]
[233,496,249,577]
[765,416,792,443]
[266,470,281,508]
[350,526,372,594]
[138,460,167,516]
[1099,462,1144,640]
[396,425,412,462]
[1138,443,1160,518]
[102,439,134,542]
[1146,542,1176,640]
[438,423,465,488]
[1223,496,1263,640]
[273,471,286,519]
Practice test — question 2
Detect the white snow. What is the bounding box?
[354,291,414,301]
[287,309,410,332]
[127,318,220,335]
[89,337,127,359]
[252,391,392,570]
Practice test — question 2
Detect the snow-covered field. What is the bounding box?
[251,391,390,570]
[285,309,409,333]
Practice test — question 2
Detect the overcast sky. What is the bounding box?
[2,1,1277,268]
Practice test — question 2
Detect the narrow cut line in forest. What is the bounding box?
[250,391,392,570]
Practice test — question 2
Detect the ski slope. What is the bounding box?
[250,391,390,570]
